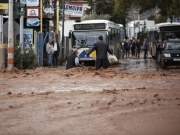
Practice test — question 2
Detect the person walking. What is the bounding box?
[66,49,84,70]
[125,39,130,58]
[52,38,60,68]
[46,39,54,67]
[86,35,113,70]
[136,39,141,58]
[143,37,149,61]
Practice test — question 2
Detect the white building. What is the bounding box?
[126,20,155,39]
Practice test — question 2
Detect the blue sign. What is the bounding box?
[27,18,40,26]
[23,28,34,52]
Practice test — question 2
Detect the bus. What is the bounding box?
[69,20,124,63]
[148,22,180,59]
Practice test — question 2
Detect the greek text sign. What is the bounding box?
[26,8,40,18]
[64,4,84,17]
[26,0,39,7]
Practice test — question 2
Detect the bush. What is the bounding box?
[14,42,38,69]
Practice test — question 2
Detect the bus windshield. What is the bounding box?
[72,31,108,48]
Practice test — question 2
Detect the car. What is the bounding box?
[160,39,180,69]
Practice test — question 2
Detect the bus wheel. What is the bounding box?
[161,59,167,69]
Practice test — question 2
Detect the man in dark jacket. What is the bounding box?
[156,40,163,62]
[136,39,141,58]
[52,38,60,68]
[66,49,83,70]
[86,35,113,70]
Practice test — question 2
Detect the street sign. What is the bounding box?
[0,0,8,9]
[0,3,8,9]
[26,8,40,18]
[27,18,40,26]
[26,0,39,7]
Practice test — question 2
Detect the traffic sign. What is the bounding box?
[26,8,40,18]
[27,18,40,26]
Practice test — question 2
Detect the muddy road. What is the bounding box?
[0,57,180,135]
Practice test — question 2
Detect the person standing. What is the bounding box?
[136,39,141,58]
[52,38,60,68]
[125,39,130,58]
[143,37,149,61]
[154,39,159,60]
[131,39,136,58]
[46,39,54,67]
[121,39,126,59]
[86,35,113,70]
[156,40,163,62]
[66,49,83,70]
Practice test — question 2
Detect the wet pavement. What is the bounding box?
[113,55,180,73]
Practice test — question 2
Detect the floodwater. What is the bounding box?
[0,54,180,135]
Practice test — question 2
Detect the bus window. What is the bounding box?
[72,31,108,48]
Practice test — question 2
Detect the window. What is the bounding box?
[72,31,107,48]
[166,42,180,50]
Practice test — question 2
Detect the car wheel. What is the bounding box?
[161,59,167,69]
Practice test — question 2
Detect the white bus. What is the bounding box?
[148,22,180,58]
[118,24,125,43]
[69,20,124,63]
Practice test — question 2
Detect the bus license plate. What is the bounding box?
[174,59,180,61]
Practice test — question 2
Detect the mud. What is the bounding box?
[0,66,180,135]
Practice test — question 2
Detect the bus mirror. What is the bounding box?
[69,32,71,38]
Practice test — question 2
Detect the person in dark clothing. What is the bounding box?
[136,39,141,58]
[156,40,163,62]
[131,40,136,58]
[52,38,60,68]
[125,39,131,58]
[157,40,163,54]
[86,35,113,70]
[154,39,159,60]
[66,49,84,70]
[143,37,149,61]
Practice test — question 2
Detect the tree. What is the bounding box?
[113,0,180,23]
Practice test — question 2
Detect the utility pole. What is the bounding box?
[138,14,140,34]
[56,0,59,34]
[0,15,3,43]
[40,0,43,32]
[20,0,24,53]
[61,0,65,63]
[94,0,96,13]
[7,0,14,70]
[134,14,135,40]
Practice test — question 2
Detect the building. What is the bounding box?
[126,20,155,39]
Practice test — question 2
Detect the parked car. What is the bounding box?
[160,39,180,68]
